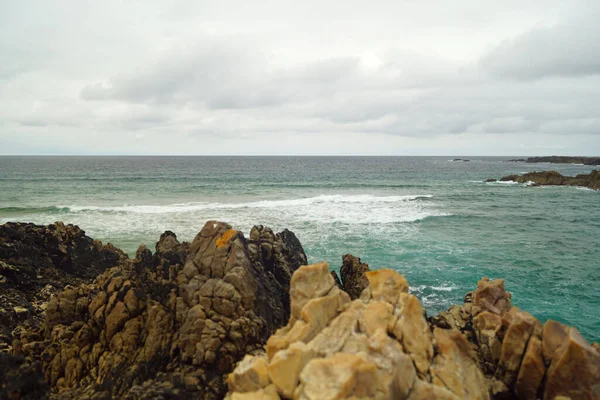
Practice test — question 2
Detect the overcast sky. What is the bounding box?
[1,1,599,155]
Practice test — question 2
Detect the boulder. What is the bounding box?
[339,254,370,300]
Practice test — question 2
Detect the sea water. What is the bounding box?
[1,156,598,341]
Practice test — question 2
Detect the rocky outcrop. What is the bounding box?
[4,221,306,399]
[3,221,599,399]
[229,264,600,400]
[339,254,370,300]
[227,263,490,400]
[432,277,600,400]
[524,156,600,165]
[0,222,126,353]
[494,170,600,190]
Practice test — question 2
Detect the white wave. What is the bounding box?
[575,186,597,192]
[12,193,448,253]
[66,194,434,214]
[412,283,459,293]
[486,180,519,185]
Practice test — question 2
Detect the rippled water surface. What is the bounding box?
[1,156,598,340]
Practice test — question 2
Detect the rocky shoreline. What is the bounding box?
[486,170,600,190]
[0,221,598,399]
[507,156,600,165]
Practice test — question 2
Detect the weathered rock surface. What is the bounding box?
[2,221,306,399]
[495,170,600,190]
[227,263,489,400]
[432,277,600,400]
[339,254,370,300]
[0,222,126,353]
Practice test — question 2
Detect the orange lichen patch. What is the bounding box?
[216,229,237,248]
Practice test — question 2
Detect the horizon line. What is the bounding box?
[1,154,595,158]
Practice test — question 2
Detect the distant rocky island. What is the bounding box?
[486,170,600,190]
[1,221,599,399]
[507,156,600,165]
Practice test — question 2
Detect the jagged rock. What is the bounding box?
[339,254,370,300]
[228,263,488,400]
[472,277,512,316]
[10,221,306,399]
[434,276,600,400]
[3,221,600,400]
[544,328,600,400]
[0,222,126,354]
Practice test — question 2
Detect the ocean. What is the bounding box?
[1,156,598,341]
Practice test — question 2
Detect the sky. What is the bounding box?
[1,0,599,156]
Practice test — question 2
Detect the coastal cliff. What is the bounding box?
[0,221,598,399]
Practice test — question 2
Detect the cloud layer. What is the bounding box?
[1,0,599,155]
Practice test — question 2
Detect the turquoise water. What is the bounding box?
[1,156,598,341]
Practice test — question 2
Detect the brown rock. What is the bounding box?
[544,328,600,400]
[514,336,545,400]
[472,277,512,315]
[295,353,379,400]
[339,254,370,300]
[430,328,489,399]
[493,310,540,389]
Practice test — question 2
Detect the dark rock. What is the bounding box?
[484,178,497,182]
[499,175,520,182]
[525,156,600,165]
[330,270,343,289]
[0,353,49,399]
[339,254,370,300]
[0,222,126,353]
[496,170,600,190]
[17,221,305,399]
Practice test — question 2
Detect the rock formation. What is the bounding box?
[493,170,600,190]
[0,222,126,353]
[432,277,600,400]
[523,156,600,165]
[2,221,599,399]
[1,221,307,399]
[227,263,490,400]
[228,264,600,400]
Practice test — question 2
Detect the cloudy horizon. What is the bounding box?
[1,1,599,155]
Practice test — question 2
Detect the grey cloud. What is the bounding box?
[481,5,600,79]
[3,0,600,155]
